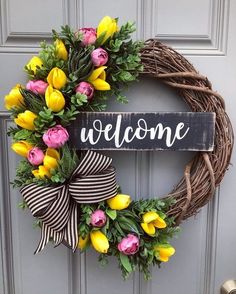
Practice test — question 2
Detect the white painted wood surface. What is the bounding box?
[0,1,235,293]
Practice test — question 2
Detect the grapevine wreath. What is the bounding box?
[4,16,233,279]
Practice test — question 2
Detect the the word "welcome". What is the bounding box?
[68,112,215,151]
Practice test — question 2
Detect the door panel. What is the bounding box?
[1,1,235,293]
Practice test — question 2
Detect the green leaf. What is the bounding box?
[106,209,117,220]
[119,253,132,273]
[95,31,107,47]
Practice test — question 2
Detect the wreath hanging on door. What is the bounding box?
[5,16,233,280]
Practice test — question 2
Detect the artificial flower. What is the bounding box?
[141,211,167,236]
[42,125,69,148]
[26,80,48,95]
[97,16,118,44]
[54,39,68,60]
[4,84,24,110]
[11,141,33,157]
[90,209,107,227]
[88,66,110,91]
[32,165,51,179]
[78,235,90,250]
[107,194,131,210]
[45,85,65,112]
[27,147,44,165]
[118,234,139,255]
[75,81,94,100]
[14,110,37,130]
[26,56,43,74]
[154,244,175,262]
[91,48,108,67]
[47,67,67,90]
[78,28,96,46]
[90,230,109,253]
[43,148,60,170]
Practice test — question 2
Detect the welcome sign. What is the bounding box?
[68,112,215,151]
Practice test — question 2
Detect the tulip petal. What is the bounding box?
[100,70,106,80]
[14,110,37,130]
[153,216,167,229]
[90,230,109,253]
[142,211,159,224]
[141,222,156,236]
[97,16,112,38]
[46,148,60,160]
[88,66,107,82]
[155,246,175,262]
[158,255,169,262]
[107,194,131,210]
[90,78,111,91]
[32,165,51,179]
[11,141,33,157]
[78,235,90,250]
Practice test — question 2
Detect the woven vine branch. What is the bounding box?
[141,39,234,224]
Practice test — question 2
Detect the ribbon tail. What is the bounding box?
[63,202,78,252]
[34,223,51,254]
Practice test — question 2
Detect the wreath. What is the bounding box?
[4,16,233,280]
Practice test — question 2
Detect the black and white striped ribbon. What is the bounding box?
[20,151,117,254]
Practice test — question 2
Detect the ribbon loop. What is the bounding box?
[20,150,117,254]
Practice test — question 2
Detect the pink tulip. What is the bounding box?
[91,48,108,67]
[90,209,107,227]
[79,28,96,46]
[75,82,94,100]
[26,80,48,95]
[27,147,44,165]
[43,125,69,148]
[118,234,139,255]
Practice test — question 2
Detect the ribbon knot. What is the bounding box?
[20,151,117,254]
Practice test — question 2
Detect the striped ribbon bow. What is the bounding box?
[20,151,117,254]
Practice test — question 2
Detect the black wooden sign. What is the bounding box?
[68,112,215,151]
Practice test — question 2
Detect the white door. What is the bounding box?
[0,1,235,293]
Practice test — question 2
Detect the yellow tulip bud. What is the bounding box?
[141,211,167,236]
[45,85,65,112]
[43,148,60,170]
[88,66,110,91]
[78,235,90,250]
[14,110,37,131]
[47,67,67,90]
[26,56,43,74]
[97,16,118,44]
[90,230,109,253]
[32,165,51,179]
[107,194,131,210]
[11,141,33,157]
[154,244,175,262]
[55,39,68,61]
[5,84,25,110]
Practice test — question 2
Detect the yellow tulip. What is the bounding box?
[141,211,167,236]
[55,39,68,61]
[88,66,110,91]
[11,141,33,157]
[154,244,175,262]
[26,56,43,74]
[32,165,51,179]
[14,110,37,131]
[78,235,90,250]
[5,84,25,110]
[90,230,109,253]
[45,85,65,112]
[97,16,118,44]
[107,194,131,210]
[43,148,60,170]
[47,67,67,90]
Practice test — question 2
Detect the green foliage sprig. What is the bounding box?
[79,197,179,280]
